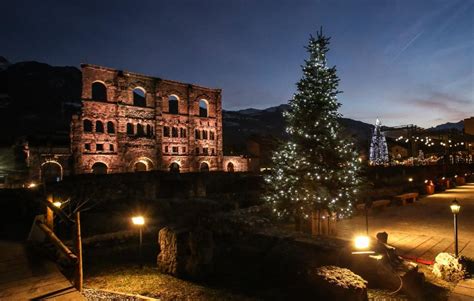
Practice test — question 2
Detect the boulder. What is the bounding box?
[310,266,368,301]
[432,252,466,282]
[157,226,214,279]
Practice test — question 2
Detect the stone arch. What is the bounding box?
[227,162,234,172]
[133,87,146,107]
[169,162,180,173]
[132,157,154,172]
[91,162,108,174]
[168,94,179,114]
[199,161,210,172]
[40,161,63,183]
[199,99,208,117]
[92,81,107,101]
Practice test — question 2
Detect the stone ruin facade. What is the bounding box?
[69,64,251,175]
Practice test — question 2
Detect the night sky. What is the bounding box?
[2,0,473,127]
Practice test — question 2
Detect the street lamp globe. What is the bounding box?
[132,216,145,225]
[450,200,460,214]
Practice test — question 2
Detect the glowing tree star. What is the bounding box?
[369,119,389,165]
[264,29,363,223]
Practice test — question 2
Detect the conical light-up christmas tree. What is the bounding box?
[264,29,362,222]
[369,118,389,165]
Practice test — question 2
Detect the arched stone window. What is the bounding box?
[168,95,179,114]
[137,124,145,136]
[92,162,107,174]
[133,87,146,107]
[146,125,151,137]
[107,121,115,134]
[199,99,208,117]
[172,127,178,138]
[95,121,104,133]
[200,162,209,172]
[92,82,107,101]
[83,119,93,132]
[127,123,134,135]
[170,162,180,173]
[227,162,234,172]
[41,161,63,183]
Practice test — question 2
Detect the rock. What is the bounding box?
[157,226,214,279]
[309,266,368,301]
[432,252,466,282]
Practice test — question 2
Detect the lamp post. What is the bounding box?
[450,200,460,257]
[131,216,145,267]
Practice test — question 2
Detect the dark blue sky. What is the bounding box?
[2,0,473,127]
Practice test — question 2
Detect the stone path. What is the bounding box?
[338,182,474,299]
[0,240,85,300]
[338,183,474,264]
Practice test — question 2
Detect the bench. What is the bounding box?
[393,192,419,205]
[356,199,391,211]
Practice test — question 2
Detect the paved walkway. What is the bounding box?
[338,183,474,263]
[0,241,85,300]
[338,183,474,300]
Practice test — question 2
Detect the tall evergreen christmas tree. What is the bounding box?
[369,118,389,165]
[264,30,362,220]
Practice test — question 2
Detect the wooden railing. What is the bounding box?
[36,194,83,292]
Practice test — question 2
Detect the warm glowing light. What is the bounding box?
[53,201,62,208]
[424,179,428,184]
[27,182,37,188]
[132,216,145,225]
[408,177,413,182]
[354,235,370,250]
[450,200,460,214]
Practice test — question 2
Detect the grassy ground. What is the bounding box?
[85,263,258,301]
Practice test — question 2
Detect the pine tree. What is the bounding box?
[264,29,362,221]
[369,119,389,165]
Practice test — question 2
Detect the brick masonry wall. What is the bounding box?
[71,64,246,174]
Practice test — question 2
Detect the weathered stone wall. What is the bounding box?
[71,64,247,174]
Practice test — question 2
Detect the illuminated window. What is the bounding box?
[83,120,93,132]
[107,121,115,134]
[133,87,146,107]
[168,95,179,114]
[96,121,104,133]
[199,99,208,117]
[92,82,107,101]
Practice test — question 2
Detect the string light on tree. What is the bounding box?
[369,118,389,165]
[264,28,362,222]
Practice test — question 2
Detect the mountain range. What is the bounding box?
[0,59,465,153]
